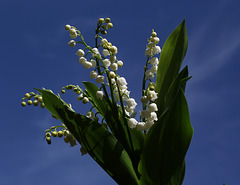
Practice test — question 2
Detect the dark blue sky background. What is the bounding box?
[1,0,240,184]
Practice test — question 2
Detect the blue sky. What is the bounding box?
[1,0,240,184]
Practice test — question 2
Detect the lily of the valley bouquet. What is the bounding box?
[21,18,193,185]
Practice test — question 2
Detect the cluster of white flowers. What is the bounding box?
[127,30,161,131]
[128,102,158,130]
[65,19,161,132]
[145,30,161,57]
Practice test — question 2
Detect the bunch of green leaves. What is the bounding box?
[35,20,193,185]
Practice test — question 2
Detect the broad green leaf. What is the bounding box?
[139,89,193,185]
[38,89,140,185]
[164,65,191,111]
[155,19,188,115]
[83,82,144,177]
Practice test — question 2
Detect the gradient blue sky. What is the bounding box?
[1,0,240,185]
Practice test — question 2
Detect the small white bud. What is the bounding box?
[117,60,123,68]
[109,71,116,78]
[70,33,77,39]
[102,49,109,57]
[79,57,87,64]
[82,97,89,104]
[77,94,83,101]
[126,98,137,107]
[90,59,96,68]
[68,40,76,47]
[90,71,98,79]
[127,118,138,129]
[103,59,111,68]
[96,91,104,99]
[70,28,77,35]
[110,63,118,71]
[117,77,127,86]
[153,37,160,44]
[65,24,71,30]
[83,61,92,69]
[76,49,85,57]
[96,75,105,83]
[109,46,118,55]
[148,103,158,112]
[101,38,108,45]
[110,55,116,63]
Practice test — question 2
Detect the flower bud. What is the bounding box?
[127,118,138,129]
[96,91,104,99]
[98,18,104,23]
[151,31,157,37]
[153,37,160,44]
[21,102,26,107]
[90,71,98,79]
[149,85,155,91]
[45,132,51,137]
[90,59,96,68]
[117,60,123,68]
[25,93,31,99]
[105,18,111,23]
[82,97,89,104]
[27,100,32,105]
[102,49,109,57]
[38,96,43,103]
[110,56,116,63]
[70,28,77,35]
[46,137,51,144]
[61,89,65,94]
[77,94,83,101]
[109,46,118,55]
[68,40,76,47]
[40,103,45,108]
[52,131,58,137]
[64,130,69,136]
[101,30,107,35]
[148,103,158,112]
[102,25,108,30]
[96,75,105,83]
[58,131,64,138]
[79,57,87,64]
[110,63,118,71]
[70,33,77,39]
[65,24,71,30]
[109,71,116,78]
[33,100,39,106]
[76,49,85,57]
[107,23,113,29]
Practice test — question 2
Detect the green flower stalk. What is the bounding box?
[21,18,193,185]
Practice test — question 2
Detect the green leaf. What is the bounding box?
[155,19,188,115]
[164,65,191,111]
[139,89,193,185]
[38,89,140,185]
[83,82,144,178]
